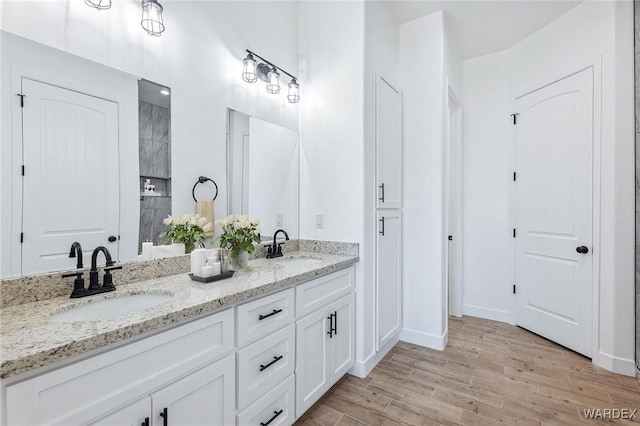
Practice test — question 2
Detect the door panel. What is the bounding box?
[89,397,150,426]
[376,211,402,350]
[151,355,235,426]
[375,74,402,209]
[515,68,593,357]
[329,293,354,383]
[21,78,120,275]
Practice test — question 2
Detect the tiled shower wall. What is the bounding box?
[138,101,171,252]
[635,0,639,372]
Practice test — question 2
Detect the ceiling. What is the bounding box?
[383,0,583,59]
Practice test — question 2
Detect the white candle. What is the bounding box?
[201,265,214,278]
[191,249,207,277]
[142,242,153,260]
[212,261,221,276]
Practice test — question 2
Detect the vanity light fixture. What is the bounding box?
[85,0,111,10]
[241,49,300,103]
[141,0,165,37]
[160,88,170,96]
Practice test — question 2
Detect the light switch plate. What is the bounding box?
[315,214,324,229]
[276,213,283,227]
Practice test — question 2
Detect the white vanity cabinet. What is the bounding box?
[5,309,235,426]
[295,268,355,417]
[3,265,357,426]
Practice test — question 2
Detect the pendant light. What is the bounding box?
[242,53,258,83]
[266,67,281,94]
[287,79,300,103]
[85,0,111,10]
[141,0,165,37]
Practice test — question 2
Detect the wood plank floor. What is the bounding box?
[294,316,640,426]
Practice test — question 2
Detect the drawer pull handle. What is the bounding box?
[259,355,283,371]
[259,308,283,320]
[159,408,168,426]
[142,417,150,426]
[260,409,283,426]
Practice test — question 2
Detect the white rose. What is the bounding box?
[163,216,173,226]
[251,218,260,225]
[214,219,223,227]
[202,223,213,232]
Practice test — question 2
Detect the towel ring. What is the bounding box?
[192,176,218,202]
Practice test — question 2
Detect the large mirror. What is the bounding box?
[0,31,170,278]
[227,109,299,241]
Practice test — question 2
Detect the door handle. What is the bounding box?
[379,183,385,203]
[379,217,385,236]
[108,235,117,242]
[576,246,589,254]
[159,407,168,426]
[141,417,150,426]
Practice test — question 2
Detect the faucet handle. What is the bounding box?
[105,265,122,272]
[62,272,86,298]
[62,271,83,278]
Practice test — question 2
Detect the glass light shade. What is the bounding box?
[141,0,165,37]
[242,54,258,83]
[287,79,300,103]
[85,0,111,10]
[266,67,281,94]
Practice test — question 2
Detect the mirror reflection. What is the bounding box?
[227,109,299,241]
[138,79,172,252]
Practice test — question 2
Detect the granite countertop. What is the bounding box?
[0,251,358,380]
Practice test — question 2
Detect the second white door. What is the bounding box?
[376,210,402,351]
[514,67,594,357]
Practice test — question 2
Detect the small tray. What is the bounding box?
[188,270,235,283]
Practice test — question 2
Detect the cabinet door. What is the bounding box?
[376,211,402,351]
[375,73,402,209]
[328,293,355,384]
[89,397,150,426]
[295,307,331,417]
[151,354,235,426]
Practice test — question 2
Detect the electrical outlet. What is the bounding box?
[315,214,324,229]
[276,213,283,227]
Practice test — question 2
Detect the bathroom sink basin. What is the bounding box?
[275,256,323,267]
[50,293,173,323]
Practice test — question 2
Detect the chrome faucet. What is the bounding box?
[266,229,289,259]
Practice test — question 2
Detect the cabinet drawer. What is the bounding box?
[5,309,234,426]
[296,268,354,319]
[237,324,295,411]
[237,288,294,347]
[237,375,295,426]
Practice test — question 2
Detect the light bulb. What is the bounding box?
[287,79,300,103]
[242,54,258,83]
[266,67,280,94]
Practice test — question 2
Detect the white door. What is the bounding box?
[515,68,594,357]
[376,211,402,350]
[295,307,330,417]
[329,293,355,383]
[21,78,120,275]
[375,73,402,209]
[89,397,150,426]
[151,354,235,426]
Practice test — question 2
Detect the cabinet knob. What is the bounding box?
[576,246,589,254]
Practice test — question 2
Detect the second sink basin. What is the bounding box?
[275,256,323,267]
[51,293,173,323]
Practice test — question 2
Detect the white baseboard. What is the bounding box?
[595,351,637,377]
[349,334,400,378]
[399,328,447,351]
[462,304,510,323]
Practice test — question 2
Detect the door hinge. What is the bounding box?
[21,165,25,176]
[513,284,516,294]
[513,171,516,181]
[511,113,519,125]
[17,94,25,108]
[20,232,24,243]
[513,228,516,238]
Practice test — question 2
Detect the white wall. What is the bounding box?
[399,12,448,349]
[461,0,635,375]
[0,1,299,275]
[461,51,512,321]
[297,0,367,371]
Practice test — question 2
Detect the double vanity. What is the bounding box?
[0,243,358,426]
